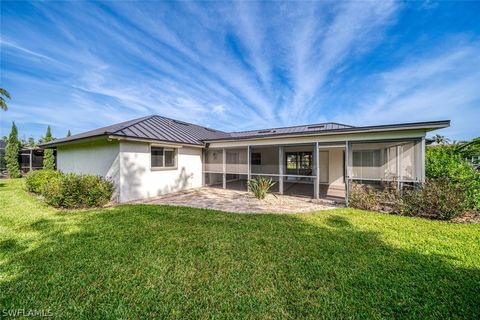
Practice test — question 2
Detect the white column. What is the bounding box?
[345,141,350,207]
[247,145,251,182]
[29,149,33,172]
[278,146,284,195]
[222,148,226,189]
[421,137,426,183]
[201,149,205,186]
[396,145,402,190]
[314,142,319,199]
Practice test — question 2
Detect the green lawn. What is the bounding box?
[1,179,479,319]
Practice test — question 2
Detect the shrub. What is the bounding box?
[248,177,276,200]
[25,169,62,193]
[402,180,469,220]
[349,182,402,213]
[348,184,378,211]
[349,179,469,220]
[42,173,114,208]
[26,169,114,208]
[426,146,480,210]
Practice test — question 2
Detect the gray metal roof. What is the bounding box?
[40,115,450,147]
[41,115,229,147]
[229,122,353,139]
[205,120,451,142]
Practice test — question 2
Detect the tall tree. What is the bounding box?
[5,122,21,178]
[43,126,55,170]
[0,88,11,111]
[27,137,36,148]
[67,130,72,137]
[433,134,450,145]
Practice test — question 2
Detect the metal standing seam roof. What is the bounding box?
[40,115,450,147]
[41,115,230,147]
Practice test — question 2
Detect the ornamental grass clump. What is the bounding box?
[248,177,276,200]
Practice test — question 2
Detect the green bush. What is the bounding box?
[25,169,62,194]
[348,184,378,211]
[42,173,114,209]
[26,169,114,208]
[248,177,276,200]
[349,182,402,213]
[349,179,469,220]
[402,180,469,220]
[426,146,480,210]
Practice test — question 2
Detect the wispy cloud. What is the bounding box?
[1,1,479,140]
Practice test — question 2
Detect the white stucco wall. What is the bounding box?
[119,141,202,203]
[56,139,120,201]
[328,148,345,187]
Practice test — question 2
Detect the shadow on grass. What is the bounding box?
[0,205,478,319]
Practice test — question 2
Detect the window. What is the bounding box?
[151,146,176,168]
[352,149,381,179]
[285,152,313,176]
[251,152,261,165]
[285,152,312,170]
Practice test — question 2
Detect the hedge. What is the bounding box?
[25,170,114,209]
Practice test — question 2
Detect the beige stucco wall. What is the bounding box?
[119,141,202,203]
[56,139,120,201]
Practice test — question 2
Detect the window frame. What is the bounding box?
[150,145,178,170]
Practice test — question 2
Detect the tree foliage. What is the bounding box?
[42,126,56,170]
[426,144,480,210]
[5,122,21,178]
[0,88,10,111]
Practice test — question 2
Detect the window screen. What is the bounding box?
[151,147,176,168]
[164,148,175,167]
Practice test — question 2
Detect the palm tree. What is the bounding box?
[433,134,450,145]
[0,88,11,111]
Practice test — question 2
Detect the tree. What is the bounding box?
[43,126,55,170]
[67,130,72,137]
[5,122,21,178]
[0,88,10,111]
[432,134,450,145]
[27,137,36,148]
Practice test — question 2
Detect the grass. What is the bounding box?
[1,179,479,319]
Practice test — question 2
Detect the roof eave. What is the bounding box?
[203,120,451,143]
[107,134,204,147]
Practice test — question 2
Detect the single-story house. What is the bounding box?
[41,115,449,204]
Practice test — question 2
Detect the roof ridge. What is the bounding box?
[150,114,229,134]
[109,115,155,135]
[230,121,352,134]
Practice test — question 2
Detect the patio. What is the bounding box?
[135,187,340,213]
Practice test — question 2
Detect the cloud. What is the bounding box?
[212,104,226,114]
[334,42,480,139]
[0,1,478,140]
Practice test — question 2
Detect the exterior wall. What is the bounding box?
[208,129,427,148]
[119,141,202,203]
[328,148,344,187]
[56,139,120,201]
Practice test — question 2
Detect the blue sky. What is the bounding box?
[1,1,479,141]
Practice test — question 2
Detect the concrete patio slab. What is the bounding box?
[133,187,341,213]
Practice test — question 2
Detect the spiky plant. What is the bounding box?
[247,176,277,200]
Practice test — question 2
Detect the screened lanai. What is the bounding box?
[203,137,425,204]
